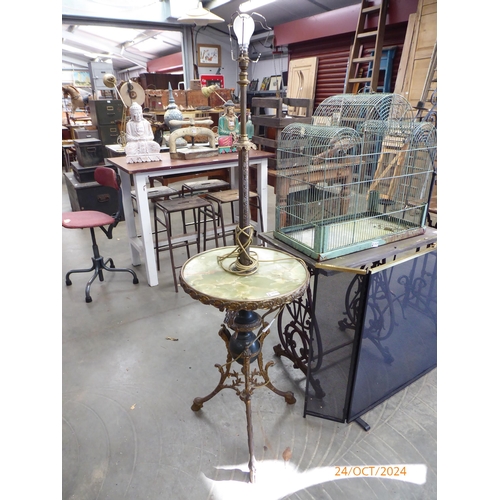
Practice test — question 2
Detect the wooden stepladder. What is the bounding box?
[345,0,389,94]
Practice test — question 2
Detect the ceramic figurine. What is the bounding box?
[218,100,239,153]
[125,102,161,163]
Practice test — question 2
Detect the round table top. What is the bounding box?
[180,246,309,311]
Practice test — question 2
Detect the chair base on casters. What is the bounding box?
[65,227,139,303]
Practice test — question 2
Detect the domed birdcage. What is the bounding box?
[274,117,437,260]
[312,93,415,130]
[274,123,362,258]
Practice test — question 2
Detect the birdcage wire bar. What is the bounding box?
[274,116,436,261]
[312,93,415,130]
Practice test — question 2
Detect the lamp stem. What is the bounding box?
[236,49,257,274]
[236,49,254,269]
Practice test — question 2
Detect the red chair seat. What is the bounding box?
[62,211,115,229]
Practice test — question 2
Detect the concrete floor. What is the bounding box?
[62,174,437,499]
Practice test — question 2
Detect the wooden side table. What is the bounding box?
[180,246,309,482]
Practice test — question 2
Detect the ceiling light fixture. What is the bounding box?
[239,0,277,13]
[177,2,225,25]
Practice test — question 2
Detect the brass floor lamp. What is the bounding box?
[180,11,309,483]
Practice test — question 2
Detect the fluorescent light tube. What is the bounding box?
[239,0,277,13]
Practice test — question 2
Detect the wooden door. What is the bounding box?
[286,57,318,116]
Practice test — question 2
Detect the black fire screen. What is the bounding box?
[304,250,437,425]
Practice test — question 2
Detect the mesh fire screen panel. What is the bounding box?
[304,250,437,423]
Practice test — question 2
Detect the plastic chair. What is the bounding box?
[62,166,139,303]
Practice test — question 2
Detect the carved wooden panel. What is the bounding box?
[286,57,318,116]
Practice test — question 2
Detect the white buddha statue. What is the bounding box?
[125,102,161,163]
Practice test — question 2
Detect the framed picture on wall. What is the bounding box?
[73,71,91,87]
[268,75,282,91]
[197,44,221,67]
[260,77,270,90]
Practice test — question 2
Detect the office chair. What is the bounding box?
[62,166,139,303]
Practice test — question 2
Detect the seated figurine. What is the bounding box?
[218,100,239,153]
[125,102,161,163]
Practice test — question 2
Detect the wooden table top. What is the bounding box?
[106,150,275,175]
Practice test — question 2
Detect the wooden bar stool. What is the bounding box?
[153,196,220,292]
[205,189,264,246]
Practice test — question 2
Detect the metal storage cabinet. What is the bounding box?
[89,99,124,125]
[70,161,101,183]
[70,161,118,183]
[73,138,104,167]
[64,171,121,218]
[97,124,121,146]
[88,99,124,147]
[73,129,99,140]
[88,62,114,93]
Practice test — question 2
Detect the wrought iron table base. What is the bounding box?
[191,310,296,483]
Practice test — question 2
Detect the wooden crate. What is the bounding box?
[186,89,209,108]
[172,89,187,108]
[145,89,188,110]
[209,88,234,108]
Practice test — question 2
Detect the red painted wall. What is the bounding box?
[274,0,418,47]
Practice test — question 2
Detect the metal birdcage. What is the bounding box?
[312,93,415,130]
[274,117,437,260]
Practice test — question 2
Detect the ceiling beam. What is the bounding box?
[62,14,184,32]
[62,54,89,69]
[62,28,151,68]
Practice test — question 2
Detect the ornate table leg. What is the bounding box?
[255,326,296,404]
[191,324,234,411]
[191,309,295,482]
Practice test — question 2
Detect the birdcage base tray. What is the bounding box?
[274,217,425,261]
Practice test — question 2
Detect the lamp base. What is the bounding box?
[229,261,259,276]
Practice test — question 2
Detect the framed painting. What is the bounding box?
[73,71,91,87]
[197,44,221,67]
[268,75,282,91]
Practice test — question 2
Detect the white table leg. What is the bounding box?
[119,170,141,266]
[134,173,159,287]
